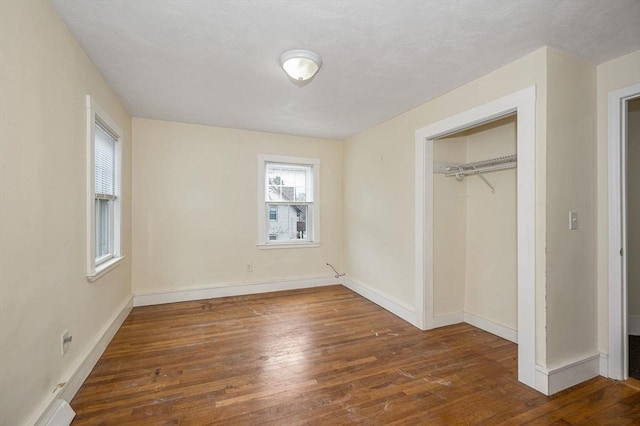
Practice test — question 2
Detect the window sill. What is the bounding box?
[257,242,320,250]
[87,255,125,282]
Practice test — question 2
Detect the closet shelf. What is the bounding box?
[434,154,517,193]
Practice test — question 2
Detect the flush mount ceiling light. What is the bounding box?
[279,49,322,82]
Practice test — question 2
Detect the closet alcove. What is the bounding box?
[432,115,518,342]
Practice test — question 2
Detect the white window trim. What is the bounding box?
[257,154,320,249]
[86,95,124,281]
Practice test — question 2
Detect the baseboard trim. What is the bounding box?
[599,352,609,377]
[432,312,464,328]
[340,276,416,326]
[133,276,338,307]
[427,311,518,344]
[535,353,600,396]
[34,295,133,425]
[464,312,518,343]
[629,315,640,336]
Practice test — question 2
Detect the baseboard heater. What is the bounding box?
[38,399,75,426]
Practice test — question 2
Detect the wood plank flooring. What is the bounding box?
[70,285,640,425]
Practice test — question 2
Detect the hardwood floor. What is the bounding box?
[71,285,640,425]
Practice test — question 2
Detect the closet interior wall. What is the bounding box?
[433,115,518,333]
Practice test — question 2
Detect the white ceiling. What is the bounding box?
[51,0,640,140]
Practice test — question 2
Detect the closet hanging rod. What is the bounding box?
[444,161,516,177]
[438,154,517,177]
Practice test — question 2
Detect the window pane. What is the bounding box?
[269,205,278,221]
[266,163,310,202]
[267,204,308,241]
[95,123,116,196]
[95,199,111,259]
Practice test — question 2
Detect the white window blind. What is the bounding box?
[94,122,116,199]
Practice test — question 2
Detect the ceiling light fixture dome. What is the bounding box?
[279,49,322,81]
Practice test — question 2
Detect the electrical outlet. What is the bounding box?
[246,264,253,272]
[61,330,72,355]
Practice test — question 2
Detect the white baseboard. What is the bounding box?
[34,295,133,425]
[133,276,337,307]
[535,353,600,396]
[340,276,417,326]
[599,352,609,377]
[431,311,464,328]
[463,312,518,343]
[629,315,640,336]
[427,311,518,344]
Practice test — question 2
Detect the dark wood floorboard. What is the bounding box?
[70,285,640,425]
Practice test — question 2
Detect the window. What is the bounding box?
[86,96,123,281]
[269,205,278,221]
[258,155,320,248]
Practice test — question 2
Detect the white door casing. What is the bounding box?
[414,86,537,391]
[608,83,640,380]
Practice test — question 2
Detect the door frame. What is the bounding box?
[608,83,640,380]
[414,86,538,391]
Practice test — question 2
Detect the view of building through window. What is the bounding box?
[266,163,312,241]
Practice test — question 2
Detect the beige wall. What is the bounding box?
[596,50,640,352]
[433,136,467,317]
[344,47,548,363]
[0,1,132,425]
[132,119,343,294]
[628,99,640,327]
[345,47,601,369]
[544,49,598,366]
[464,117,517,329]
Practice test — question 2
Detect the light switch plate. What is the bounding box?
[569,211,578,230]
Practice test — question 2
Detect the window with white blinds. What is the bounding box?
[94,122,116,199]
[86,95,123,281]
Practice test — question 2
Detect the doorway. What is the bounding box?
[626,98,640,380]
[608,83,640,381]
[414,86,537,392]
[431,116,518,342]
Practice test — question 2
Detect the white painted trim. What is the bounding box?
[599,352,609,377]
[463,312,518,344]
[535,354,600,396]
[608,83,640,380]
[426,311,517,343]
[257,242,320,250]
[33,296,133,426]
[431,312,464,328]
[340,276,416,326]
[414,86,538,392]
[86,255,125,282]
[629,316,640,336]
[134,276,337,307]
